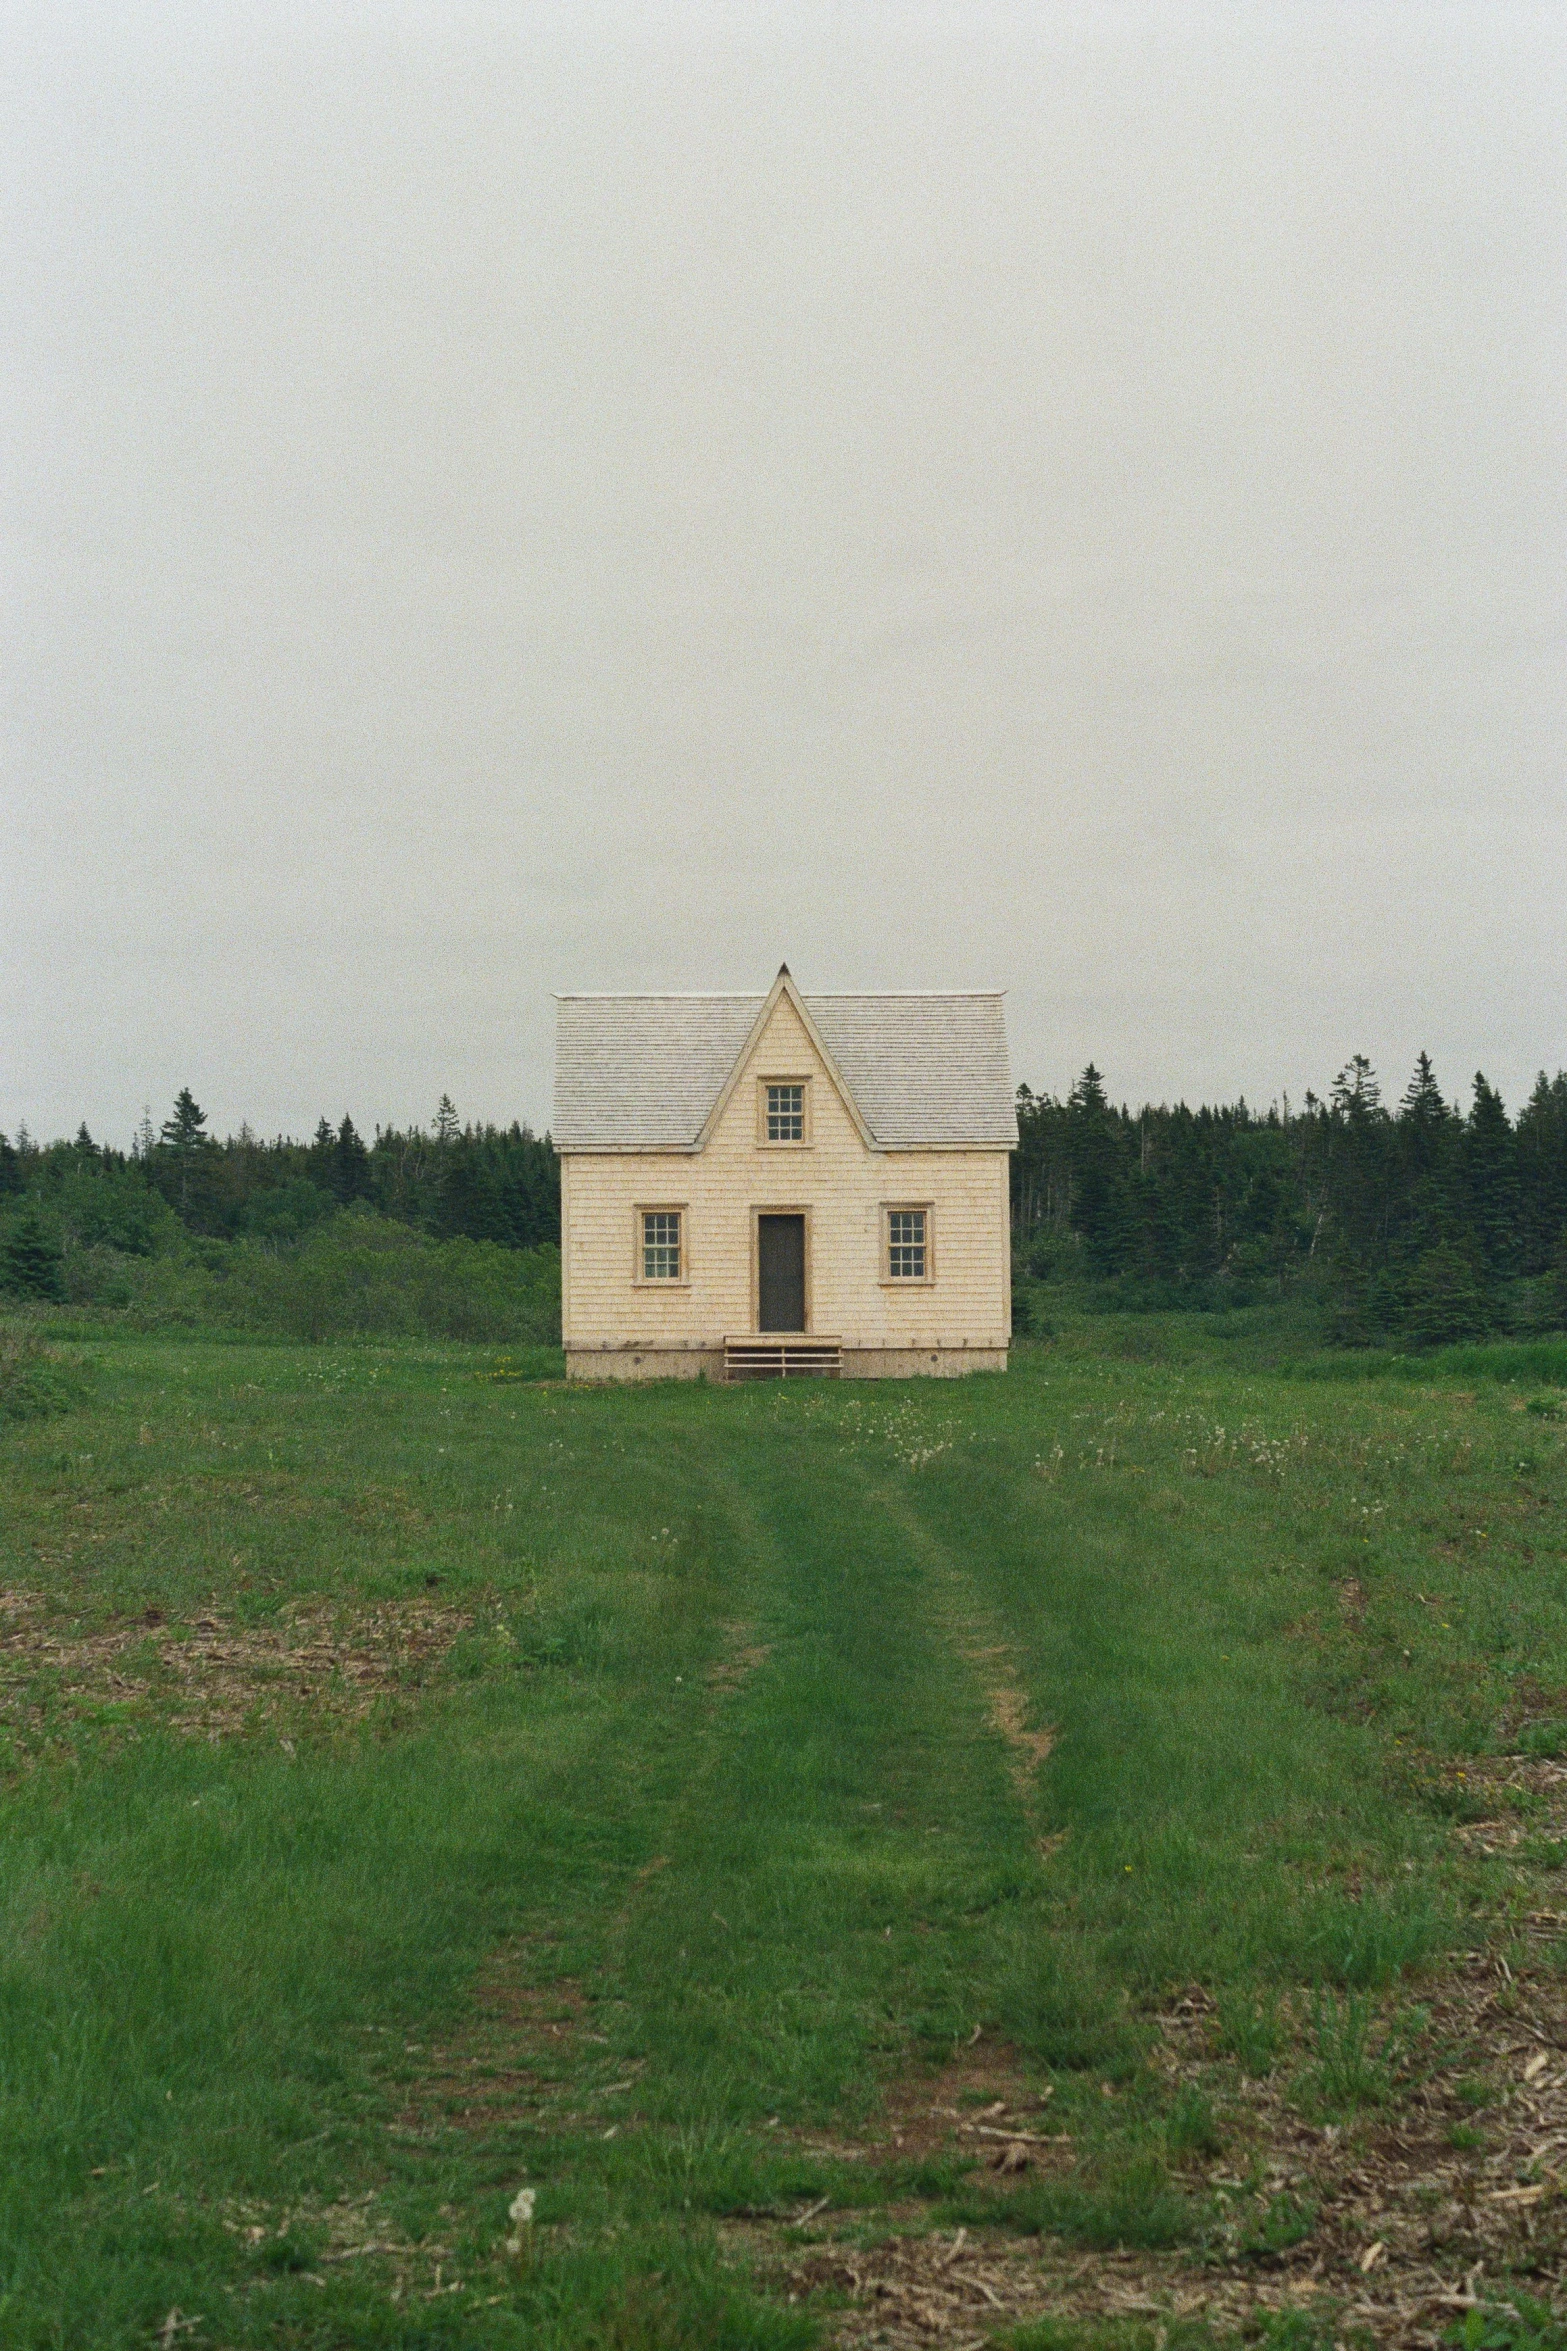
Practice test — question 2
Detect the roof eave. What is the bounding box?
[554,1135,1015,1155]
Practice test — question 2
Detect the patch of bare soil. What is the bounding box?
[776,2040,1057,2177]
[1454,1752,1567,1870]
[781,2229,1047,2348]
[959,1637,1057,1837]
[0,1590,470,1747]
[986,1686,1057,1785]
[882,2042,1064,2171]
[765,1952,1567,2348]
[219,2188,480,2306]
[388,1944,650,2147]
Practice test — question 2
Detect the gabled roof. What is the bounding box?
[552,972,1016,1153]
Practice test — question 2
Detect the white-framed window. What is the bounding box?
[640,1208,682,1281]
[884,1204,932,1282]
[761,1081,803,1147]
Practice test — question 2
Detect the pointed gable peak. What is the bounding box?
[695,968,877,1151]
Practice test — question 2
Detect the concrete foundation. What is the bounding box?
[839,1346,1008,1378]
[565,1343,1007,1382]
[566,1346,724,1382]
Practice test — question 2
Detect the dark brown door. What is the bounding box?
[757,1214,806,1332]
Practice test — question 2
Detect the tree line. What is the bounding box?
[0,1092,558,1300]
[4,1055,1566,1346]
[1013,1057,1567,1343]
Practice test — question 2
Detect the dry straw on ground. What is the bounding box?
[0,1590,470,1746]
[765,1940,1567,2348]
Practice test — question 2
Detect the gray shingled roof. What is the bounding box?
[552,988,1016,1152]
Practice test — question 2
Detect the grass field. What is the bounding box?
[2,1315,1567,2350]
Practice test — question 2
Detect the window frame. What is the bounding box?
[880,1201,935,1287]
[632,1203,691,1288]
[756,1075,812,1148]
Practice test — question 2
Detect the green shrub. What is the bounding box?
[38,1164,181,1258]
[205,1211,561,1343]
[231,1177,337,1243]
[0,1334,91,1422]
[1402,1245,1492,1349]
[1,1212,64,1301]
[1240,2191,1318,2257]
[21,1210,563,1346]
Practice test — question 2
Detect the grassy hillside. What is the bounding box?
[1,1317,1565,2347]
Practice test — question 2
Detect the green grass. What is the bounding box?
[0,1316,1565,2343]
[1286,1337,1567,1388]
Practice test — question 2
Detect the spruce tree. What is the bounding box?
[1331,1055,1382,1119]
[1550,1230,1567,1332]
[331,1115,373,1205]
[157,1089,213,1221]
[1067,1065,1126,1277]
[433,1095,461,1147]
[1398,1055,1448,1157]
[1517,1073,1567,1274]
[1323,1057,1394,1332]
[306,1119,336,1201]
[1463,1074,1519,1275]
[1396,1054,1462,1258]
[2,1210,65,1301]
[160,1090,207,1153]
[1403,1241,1489,1348]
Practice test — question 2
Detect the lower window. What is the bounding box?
[641,1209,682,1281]
[886,1206,928,1280]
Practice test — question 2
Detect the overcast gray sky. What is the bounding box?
[4,1,1563,1143]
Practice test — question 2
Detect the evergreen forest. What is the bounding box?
[1013,1056,1567,1344]
[2,1053,1566,1347]
[0,1097,559,1344]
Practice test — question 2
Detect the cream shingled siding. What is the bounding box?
[561,993,1010,1371]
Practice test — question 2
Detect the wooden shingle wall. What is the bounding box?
[561,994,1010,1378]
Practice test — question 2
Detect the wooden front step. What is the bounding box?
[724,1337,842,1382]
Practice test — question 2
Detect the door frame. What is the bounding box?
[751,1204,812,1335]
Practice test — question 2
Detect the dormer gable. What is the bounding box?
[694,967,877,1154]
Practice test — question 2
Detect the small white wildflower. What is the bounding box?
[504,2184,537,2255]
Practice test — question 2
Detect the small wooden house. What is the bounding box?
[552,967,1016,1380]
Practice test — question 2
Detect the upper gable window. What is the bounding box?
[767,1083,804,1140]
[760,1080,809,1145]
